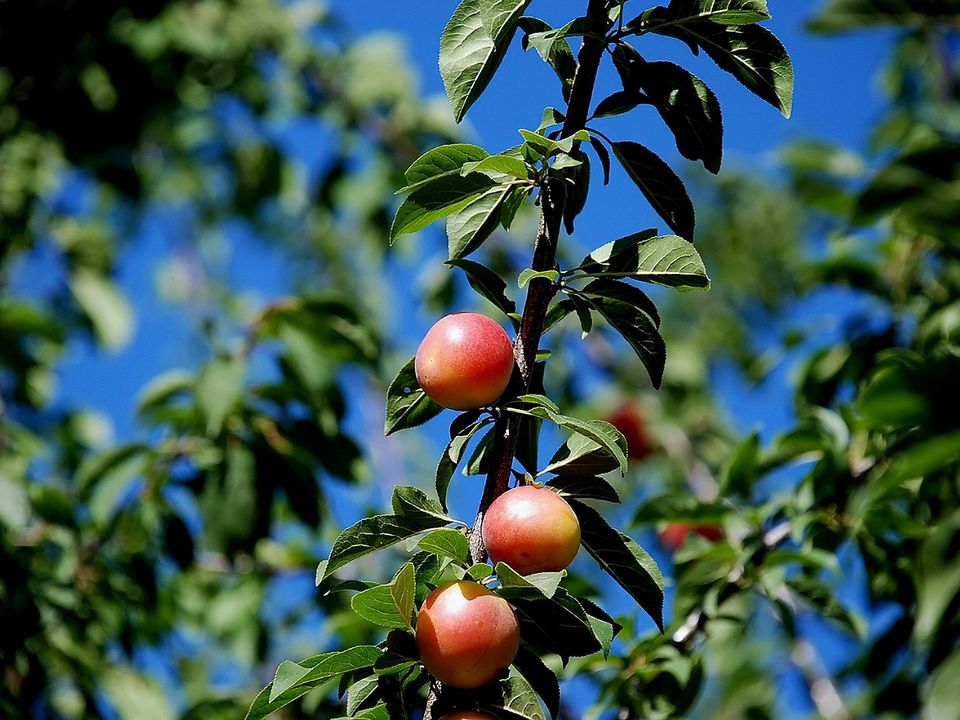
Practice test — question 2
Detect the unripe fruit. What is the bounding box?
[483,485,581,575]
[658,522,723,553]
[415,313,515,410]
[415,581,519,689]
[441,713,496,720]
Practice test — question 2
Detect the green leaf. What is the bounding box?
[614,49,723,173]
[546,475,621,503]
[915,510,960,644]
[568,499,664,630]
[854,146,960,233]
[512,648,560,720]
[447,184,514,260]
[511,591,604,662]
[501,185,532,231]
[391,172,496,243]
[786,578,865,638]
[578,280,666,388]
[436,418,492,510]
[720,431,761,495]
[462,153,530,180]
[694,23,793,117]
[384,357,444,436]
[858,356,930,429]
[440,0,532,122]
[496,562,565,599]
[102,667,175,720]
[518,268,559,289]
[517,17,581,99]
[512,395,628,476]
[579,596,620,657]
[465,427,496,476]
[85,446,149,527]
[589,137,612,185]
[76,443,148,494]
[491,667,548,720]
[612,142,695,240]
[392,485,453,526]
[577,232,711,290]
[351,563,417,631]
[629,0,771,30]
[196,356,246,435]
[465,562,495,581]
[316,512,449,585]
[924,646,960,720]
[345,676,380,717]
[580,277,661,327]
[373,652,418,676]
[561,149,590,234]
[883,430,960,486]
[136,369,193,417]
[542,429,627,477]
[70,269,134,349]
[592,90,645,119]
[518,129,557,158]
[258,646,382,711]
[0,476,29,531]
[400,144,490,194]
[418,528,471,565]
[635,11,793,118]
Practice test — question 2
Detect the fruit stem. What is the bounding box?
[467,0,613,567]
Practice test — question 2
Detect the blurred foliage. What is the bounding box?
[0,1,453,718]
[2,0,960,719]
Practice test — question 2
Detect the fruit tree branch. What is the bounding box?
[467,0,614,566]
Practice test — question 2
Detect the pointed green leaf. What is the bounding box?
[317,512,449,585]
[568,499,664,630]
[449,259,517,316]
[613,47,723,173]
[546,475,621,503]
[351,563,416,631]
[496,562,565,599]
[612,142,695,240]
[448,184,513,260]
[440,0,532,122]
[391,173,496,243]
[629,0,771,31]
[384,357,444,436]
[400,144,490,194]
[491,667,548,720]
[512,648,560,720]
[542,430,627,477]
[512,395,629,476]
[577,232,711,290]
[418,528,471,565]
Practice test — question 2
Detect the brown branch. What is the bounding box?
[467,0,614,566]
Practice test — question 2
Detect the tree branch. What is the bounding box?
[467,0,613,566]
